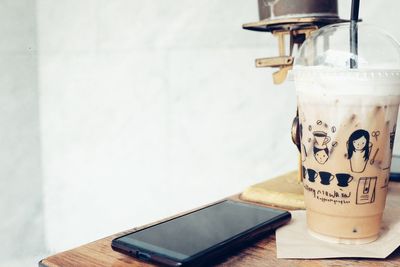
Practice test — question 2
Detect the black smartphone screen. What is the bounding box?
[113,200,290,263]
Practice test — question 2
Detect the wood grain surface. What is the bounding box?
[40,185,400,267]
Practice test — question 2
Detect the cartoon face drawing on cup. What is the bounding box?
[347,129,372,173]
[312,131,331,164]
[313,146,329,164]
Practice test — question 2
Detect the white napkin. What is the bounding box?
[276,183,400,259]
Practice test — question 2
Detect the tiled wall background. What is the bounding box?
[2,1,400,266]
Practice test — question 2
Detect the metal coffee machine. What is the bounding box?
[243,0,345,85]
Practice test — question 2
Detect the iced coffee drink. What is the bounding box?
[297,70,400,243]
[294,24,400,244]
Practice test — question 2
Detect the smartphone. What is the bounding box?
[390,155,400,181]
[112,200,291,266]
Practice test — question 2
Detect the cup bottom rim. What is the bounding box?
[308,229,379,244]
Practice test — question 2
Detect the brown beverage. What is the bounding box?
[296,69,400,244]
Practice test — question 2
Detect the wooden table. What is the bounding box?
[39,195,400,267]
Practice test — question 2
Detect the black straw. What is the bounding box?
[350,0,360,69]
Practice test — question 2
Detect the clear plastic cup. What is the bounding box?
[294,23,400,244]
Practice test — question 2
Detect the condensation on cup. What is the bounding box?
[293,23,400,244]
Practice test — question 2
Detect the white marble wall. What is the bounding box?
[37,0,400,254]
[0,0,44,264]
[36,0,298,253]
[2,1,400,265]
